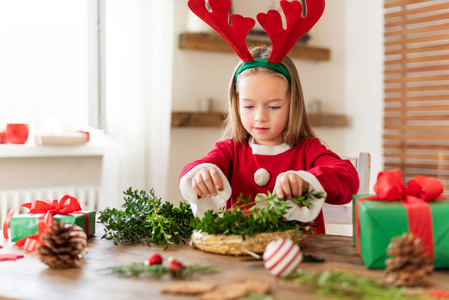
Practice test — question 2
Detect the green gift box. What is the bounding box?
[353,194,449,269]
[10,211,96,242]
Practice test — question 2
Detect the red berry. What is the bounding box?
[148,253,163,265]
[169,260,184,277]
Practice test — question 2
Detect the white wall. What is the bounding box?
[344,1,384,191]
[0,156,102,189]
[168,0,384,204]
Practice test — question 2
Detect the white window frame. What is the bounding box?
[88,0,106,131]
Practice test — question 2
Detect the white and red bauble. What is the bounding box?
[263,238,303,277]
[65,223,88,254]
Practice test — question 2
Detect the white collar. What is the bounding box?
[249,137,291,155]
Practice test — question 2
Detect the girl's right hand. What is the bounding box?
[192,166,224,198]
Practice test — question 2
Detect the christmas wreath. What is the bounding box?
[189,192,321,255]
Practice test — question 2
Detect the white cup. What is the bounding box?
[200,98,213,112]
[308,99,321,114]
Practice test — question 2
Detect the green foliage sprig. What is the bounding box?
[98,188,194,246]
[190,191,322,237]
[237,294,275,300]
[285,270,429,300]
[105,263,218,279]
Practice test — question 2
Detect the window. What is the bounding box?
[0,0,101,134]
[384,0,449,194]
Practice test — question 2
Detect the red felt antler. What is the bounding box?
[188,0,256,62]
[257,0,325,64]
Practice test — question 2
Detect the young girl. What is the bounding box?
[179,46,359,234]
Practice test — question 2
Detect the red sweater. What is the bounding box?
[179,138,359,233]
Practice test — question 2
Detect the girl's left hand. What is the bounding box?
[275,173,309,200]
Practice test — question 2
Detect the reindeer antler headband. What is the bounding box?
[188,0,325,83]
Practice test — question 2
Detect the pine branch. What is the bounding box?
[190,192,323,237]
[104,263,218,279]
[238,294,275,300]
[285,270,428,300]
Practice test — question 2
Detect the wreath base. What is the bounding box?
[190,229,306,255]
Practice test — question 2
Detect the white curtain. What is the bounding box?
[100,0,174,209]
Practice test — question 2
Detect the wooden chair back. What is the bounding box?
[322,152,371,225]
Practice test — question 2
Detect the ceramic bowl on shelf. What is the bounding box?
[34,132,88,146]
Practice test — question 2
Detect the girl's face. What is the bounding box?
[238,72,290,146]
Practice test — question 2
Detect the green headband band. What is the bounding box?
[234,58,291,85]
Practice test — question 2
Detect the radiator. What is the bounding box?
[0,185,99,228]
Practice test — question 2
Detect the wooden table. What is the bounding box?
[1,226,448,300]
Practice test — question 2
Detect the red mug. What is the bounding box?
[0,130,7,144]
[5,123,29,144]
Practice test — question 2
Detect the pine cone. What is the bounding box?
[385,233,433,287]
[37,221,87,268]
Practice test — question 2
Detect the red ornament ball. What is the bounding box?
[169,260,184,277]
[148,253,163,265]
[263,238,303,277]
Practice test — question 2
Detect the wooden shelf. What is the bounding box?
[179,32,330,61]
[172,111,347,128]
[172,112,225,127]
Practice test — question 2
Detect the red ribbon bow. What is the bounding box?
[371,169,444,202]
[22,195,82,215]
[3,195,87,251]
[356,169,446,263]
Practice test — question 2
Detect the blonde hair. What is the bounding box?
[222,46,315,147]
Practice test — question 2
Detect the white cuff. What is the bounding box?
[276,170,327,222]
[179,163,232,218]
